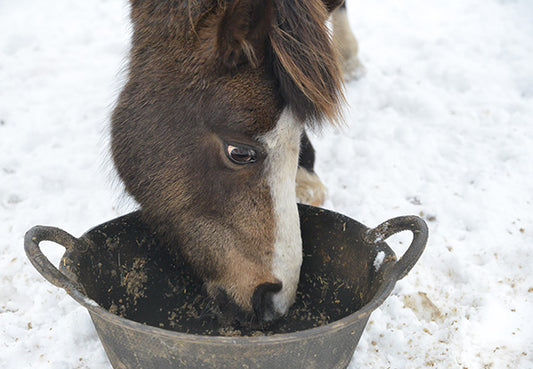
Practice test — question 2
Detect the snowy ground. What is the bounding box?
[1,0,532,368]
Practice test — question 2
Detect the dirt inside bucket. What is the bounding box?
[84,233,366,337]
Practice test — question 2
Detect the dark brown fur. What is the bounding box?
[111,0,344,322]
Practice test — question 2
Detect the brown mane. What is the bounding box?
[185,0,345,126]
[270,0,345,126]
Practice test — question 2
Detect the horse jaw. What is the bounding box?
[258,109,303,318]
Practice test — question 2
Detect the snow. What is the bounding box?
[1,0,532,368]
[374,251,386,271]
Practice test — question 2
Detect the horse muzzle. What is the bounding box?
[210,281,284,326]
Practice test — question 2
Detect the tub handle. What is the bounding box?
[365,215,428,280]
[24,225,87,298]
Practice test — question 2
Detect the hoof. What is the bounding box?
[296,167,327,207]
[341,55,365,82]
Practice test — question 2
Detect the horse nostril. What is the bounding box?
[252,282,283,322]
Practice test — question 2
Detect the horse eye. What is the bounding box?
[225,143,257,164]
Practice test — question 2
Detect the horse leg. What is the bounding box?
[296,131,327,206]
[331,2,365,81]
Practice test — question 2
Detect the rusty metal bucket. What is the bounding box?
[25,204,428,369]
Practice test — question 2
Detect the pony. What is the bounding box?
[111,0,361,325]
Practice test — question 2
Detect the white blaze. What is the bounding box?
[258,109,303,316]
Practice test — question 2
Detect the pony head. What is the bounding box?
[111,0,344,324]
